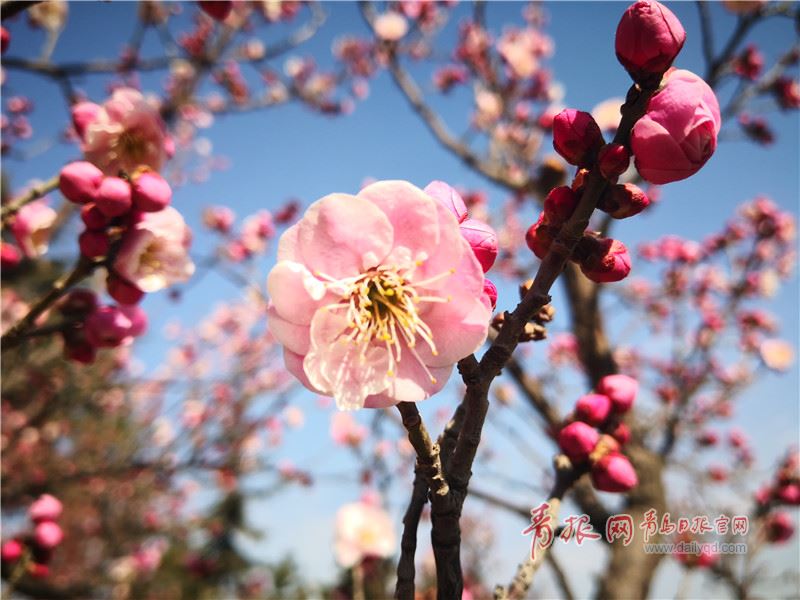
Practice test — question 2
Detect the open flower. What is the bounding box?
[78,88,168,175]
[114,207,194,293]
[11,199,57,258]
[267,181,491,410]
[334,501,396,568]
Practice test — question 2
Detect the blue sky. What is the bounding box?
[3,1,799,596]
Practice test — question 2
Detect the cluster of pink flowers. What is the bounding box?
[202,204,287,262]
[0,494,64,578]
[266,180,492,410]
[557,374,639,493]
[334,496,396,568]
[754,451,799,543]
[55,288,147,363]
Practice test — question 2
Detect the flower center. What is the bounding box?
[316,265,453,384]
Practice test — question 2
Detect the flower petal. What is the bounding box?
[417,294,491,367]
[267,261,329,325]
[267,304,310,355]
[297,193,394,279]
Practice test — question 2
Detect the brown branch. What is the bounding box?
[495,456,579,600]
[0,174,59,228]
[1,256,96,351]
[0,0,39,20]
[395,470,428,600]
[396,402,449,498]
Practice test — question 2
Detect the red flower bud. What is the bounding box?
[558,421,600,465]
[543,186,579,224]
[482,278,497,310]
[1,242,21,270]
[84,306,134,348]
[1,27,9,54]
[610,423,631,446]
[597,143,631,179]
[777,484,800,506]
[107,275,145,305]
[598,183,650,219]
[765,511,794,543]
[78,230,110,258]
[591,452,638,493]
[552,109,604,167]
[575,393,612,426]
[59,161,103,204]
[460,218,498,272]
[596,374,638,413]
[1,540,23,563]
[615,0,686,85]
[525,214,555,260]
[132,171,172,212]
[198,1,232,21]
[578,236,632,283]
[96,177,132,217]
[79,203,110,231]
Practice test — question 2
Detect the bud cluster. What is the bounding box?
[1,494,65,579]
[424,181,499,310]
[556,374,639,493]
[754,451,799,544]
[56,288,148,364]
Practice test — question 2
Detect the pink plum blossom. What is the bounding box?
[373,12,408,42]
[630,69,721,184]
[615,1,686,83]
[114,207,195,293]
[266,181,491,410]
[78,88,168,175]
[334,500,396,568]
[11,200,57,258]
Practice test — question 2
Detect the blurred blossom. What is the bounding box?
[334,500,396,567]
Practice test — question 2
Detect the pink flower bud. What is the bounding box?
[696,429,719,447]
[119,305,148,337]
[631,69,721,184]
[1,242,21,270]
[558,421,600,464]
[424,180,469,223]
[198,1,232,21]
[64,338,96,364]
[33,521,63,550]
[597,143,631,179]
[610,422,631,445]
[203,206,235,233]
[96,177,132,217]
[777,484,800,506]
[579,237,632,283]
[482,278,497,310]
[78,230,110,258]
[107,275,145,305]
[1,540,23,563]
[460,218,498,272]
[765,511,794,543]
[28,494,63,523]
[84,306,134,348]
[597,183,650,219]
[591,452,638,493]
[59,161,103,204]
[70,102,101,140]
[615,1,686,84]
[525,214,555,260]
[132,172,172,212]
[29,563,50,578]
[596,374,638,413]
[543,186,579,224]
[1,27,9,54]
[80,203,110,230]
[552,109,604,167]
[575,393,612,426]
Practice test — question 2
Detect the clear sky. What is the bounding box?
[3,1,799,596]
